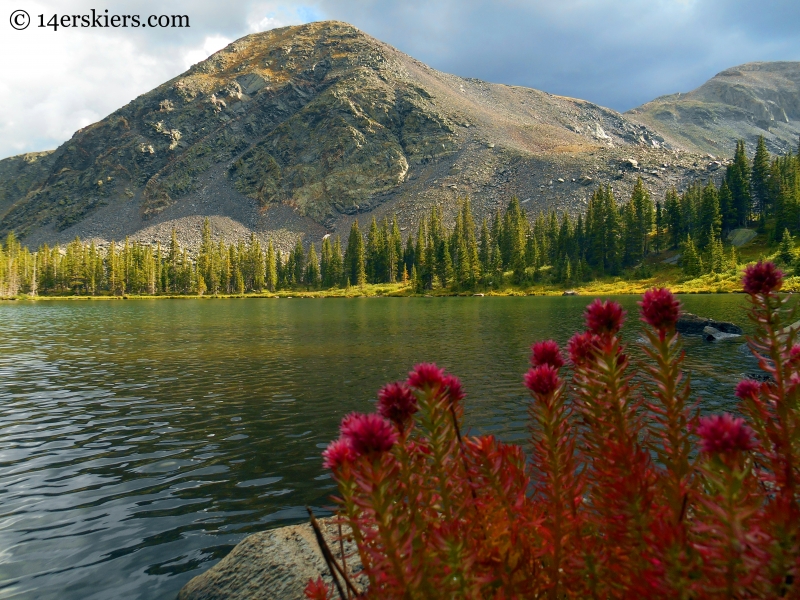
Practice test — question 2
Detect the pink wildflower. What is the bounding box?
[567,331,599,366]
[304,576,331,600]
[585,299,626,335]
[743,261,783,295]
[322,438,355,471]
[696,413,756,454]
[531,340,565,369]
[734,379,761,401]
[378,382,418,426]
[407,363,445,390]
[443,374,465,404]
[639,287,681,331]
[340,413,398,455]
[524,364,561,396]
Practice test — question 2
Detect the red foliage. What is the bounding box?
[308,264,800,598]
[304,576,332,600]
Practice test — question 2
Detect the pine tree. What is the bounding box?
[709,233,725,274]
[682,235,703,277]
[306,243,319,287]
[344,220,366,287]
[779,228,796,265]
[293,238,305,285]
[698,180,722,249]
[266,240,277,292]
[752,135,771,223]
[727,140,752,226]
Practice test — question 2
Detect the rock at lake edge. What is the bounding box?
[178,518,365,600]
[676,312,743,336]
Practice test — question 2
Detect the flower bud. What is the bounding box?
[639,287,680,331]
[585,299,626,335]
[696,413,756,454]
[531,340,565,369]
[742,261,783,295]
[378,382,418,426]
[524,364,561,396]
[340,413,398,455]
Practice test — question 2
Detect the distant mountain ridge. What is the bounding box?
[627,61,800,156]
[0,22,796,251]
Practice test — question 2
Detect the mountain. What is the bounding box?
[0,21,746,250]
[627,62,800,156]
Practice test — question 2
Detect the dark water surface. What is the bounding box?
[0,295,758,599]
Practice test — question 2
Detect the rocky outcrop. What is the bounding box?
[178,517,365,600]
[676,312,743,336]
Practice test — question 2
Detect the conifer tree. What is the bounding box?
[698,180,722,249]
[344,220,366,287]
[682,235,703,277]
[727,140,752,226]
[752,135,771,223]
[306,243,319,287]
[779,228,796,266]
[293,238,305,286]
[265,240,277,292]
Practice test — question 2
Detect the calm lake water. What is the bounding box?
[0,295,760,599]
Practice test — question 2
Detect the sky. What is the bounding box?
[1,0,798,160]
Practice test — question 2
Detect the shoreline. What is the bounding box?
[0,285,757,301]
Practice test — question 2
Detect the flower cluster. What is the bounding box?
[309,263,799,599]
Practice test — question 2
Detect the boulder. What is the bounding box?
[676,312,743,336]
[178,518,365,600]
[703,325,741,342]
[562,290,578,296]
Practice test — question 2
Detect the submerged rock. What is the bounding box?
[676,312,742,336]
[178,518,364,600]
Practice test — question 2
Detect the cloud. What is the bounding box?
[0,0,798,159]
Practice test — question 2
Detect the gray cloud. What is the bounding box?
[1,0,798,159]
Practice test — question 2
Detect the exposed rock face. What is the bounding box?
[627,62,800,156]
[0,21,754,251]
[178,518,365,600]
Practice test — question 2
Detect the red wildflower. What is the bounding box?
[696,413,756,454]
[322,437,355,471]
[734,379,761,400]
[524,364,561,396]
[443,374,465,404]
[742,261,783,295]
[567,331,599,366]
[407,363,445,390]
[341,413,398,455]
[378,382,418,426]
[585,299,626,335]
[304,576,331,600]
[639,287,680,331]
[531,340,565,369]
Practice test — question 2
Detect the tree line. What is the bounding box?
[1,136,798,297]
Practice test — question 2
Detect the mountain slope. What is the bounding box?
[627,62,800,156]
[0,21,713,250]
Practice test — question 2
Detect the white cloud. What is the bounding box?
[182,35,234,69]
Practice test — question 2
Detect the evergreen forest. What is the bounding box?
[1,136,799,298]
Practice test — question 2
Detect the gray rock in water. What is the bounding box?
[178,518,365,600]
[703,325,741,342]
[677,312,743,336]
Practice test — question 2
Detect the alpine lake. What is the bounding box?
[0,294,760,599]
